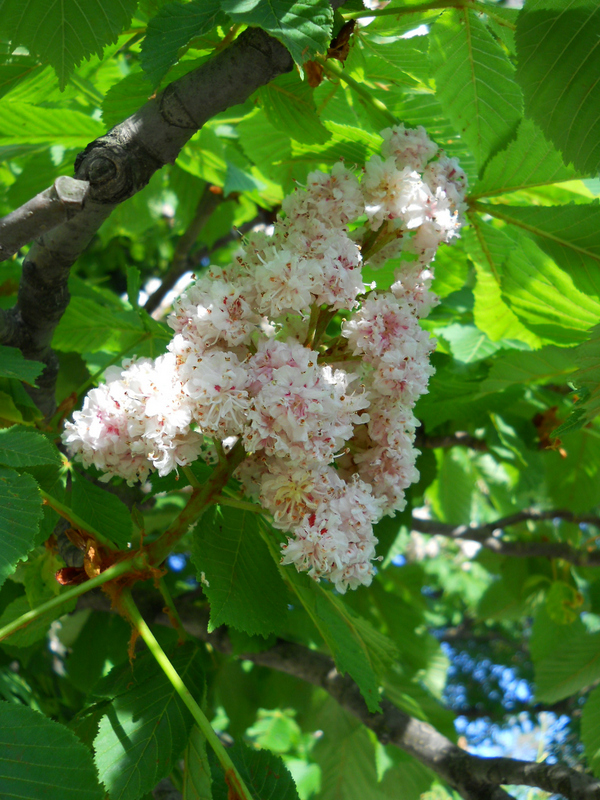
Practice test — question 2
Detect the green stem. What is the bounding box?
[215,495,263,514]
[182,465,201,489]
[41,490,116,550]
[120,590,255,800]
[304,303,321,349]
[316,57,398,126]
[0,557,142,643]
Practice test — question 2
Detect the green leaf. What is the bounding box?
[483,202,600,299]
[0,0,138,89]
[535,626,600,703]
[501,233,600,344]
[515,3,600,175]
[429,8,522,167]
[71,472,134,549]
[313,699,384,800]
[0,467,42,589]
[94,642,204,800]
[127,266,142,310]
[582,684,600,777]
[53,297,153,354]
[439,324,503,364]
[258,72,330,145]
[560,324,600,428]
[140,1,226,86]
[427,448,474,525]
[183,725,213,800]
[0,346,44,384]
[0,592,76,647]
[0,101,104,145]
[471,118,582,200]
[210,742,300,800]
[66,611,132,695]
[0,702,104,800]
[0,425,61,468]
[190,506,289,637]
[103,72,154,129]
[480,346,576,394]
[544,428,600,513]
[284,568,382,712]
[464,222,544,348]
[221,0,334,67]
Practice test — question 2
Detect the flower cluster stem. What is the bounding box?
[120,590,255,800]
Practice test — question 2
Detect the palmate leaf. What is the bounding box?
[0,702,104,800]
[0,0,138,89]
[221,0,334,68]
[429,8,522,168]
[515,1,600,175]
[94,643,204,800]
[535,626,600,703]
[190,505,289,637]
[0,467,42,589]
[471,118,582,200]
[555,324,600,432]
[140,1,226,87]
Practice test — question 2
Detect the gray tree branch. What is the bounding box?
[0,176,89,262]
[412,509,600,565]
[1,27,294,416]
[172,602,599,800]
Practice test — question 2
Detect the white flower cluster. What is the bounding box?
[63,124,467,592]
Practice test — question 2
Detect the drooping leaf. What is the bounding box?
[501,233,600,344]
[0,0,138,88]
[429,8,522,167]
[515,2,600,176]
[0,702,104,800]
[210,741,300,800]
[140,1,226,86]
[0,592,76,647]
[190,505,289,637]
[0,426,61,468]
[471,118,582,200]
[70,472,134,549]
[427,448,475,526]
[94,643,204,800]
[66,611,132,695]
[0,467,42,589]
[221,0,334,68]
[0,346,44,384]
[558,323,600,430]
